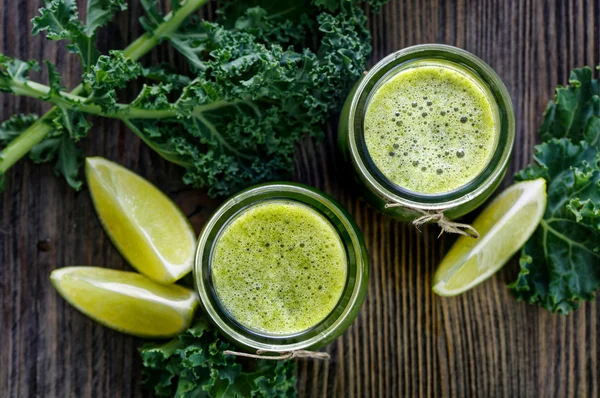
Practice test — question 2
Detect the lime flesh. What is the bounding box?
[51,267,198,338]
[86,157,196,284]
[433,178,547,296]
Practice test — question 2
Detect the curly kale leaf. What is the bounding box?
[84,50,143,113]
[2,0,382,196]
[0,54,90,189]
[0,54,40,93]
[540,66,600,148]
[0,0,129,191]
[511,139,600,313]
[510,65,600,313]
[140,318,296,398]
[32,0,126,72]
[134,4,373,197]
[84,0,127,36]
[216,1,314,47]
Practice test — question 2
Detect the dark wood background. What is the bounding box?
[1,0,599,397]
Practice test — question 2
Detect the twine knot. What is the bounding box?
[223,349,330,361]
[385,203,479,239]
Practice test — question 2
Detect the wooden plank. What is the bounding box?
[1,0,599,397]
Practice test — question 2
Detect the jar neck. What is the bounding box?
[348,44,515,210]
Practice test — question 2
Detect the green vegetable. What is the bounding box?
[31,0,127,73]
[539,66,600,146]
[140,318,297,398]
[0,0,382,197]
[0,0,208,190]
[510,66,600,314]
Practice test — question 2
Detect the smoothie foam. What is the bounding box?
[364,60,499,194]
[211,201,347,335]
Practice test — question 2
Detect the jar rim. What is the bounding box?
[193,182,369,352]
[348,44,515,211]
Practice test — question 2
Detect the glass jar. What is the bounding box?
[338,44,515,221]
[194,182,369,353]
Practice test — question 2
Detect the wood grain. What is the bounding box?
[1,0,599,397]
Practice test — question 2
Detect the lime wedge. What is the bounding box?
[433,178,546,296]
[86,157,196,284]
[51,267,198,338]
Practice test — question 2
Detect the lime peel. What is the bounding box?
[85,157,196,284]
[51,266,198,338]
[433,178,547,296]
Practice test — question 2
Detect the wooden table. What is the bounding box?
[1,1,599,397]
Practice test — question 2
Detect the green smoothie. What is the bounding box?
[211,201,347,335]
[364,60,499,194]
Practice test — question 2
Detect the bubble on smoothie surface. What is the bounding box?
[363,61,498,194]
[211,201,347,335]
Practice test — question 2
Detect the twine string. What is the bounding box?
[223,349,330,360]
[385,203,479,239]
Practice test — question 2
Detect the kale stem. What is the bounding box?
[0,0,207,174]
[0,112,54,172]
[0,119,53,173]
[123,0,208,61]
[8,79,248,121]
[10,80,176,119]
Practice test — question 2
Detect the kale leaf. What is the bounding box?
[32,0,127,72]
[1,0,387,196]
[140,318,296,398]
[510,66,600,314]
[0,0,127,189]
[132,0,374,196]
[539,66,600,146]
[0,54,40,93]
